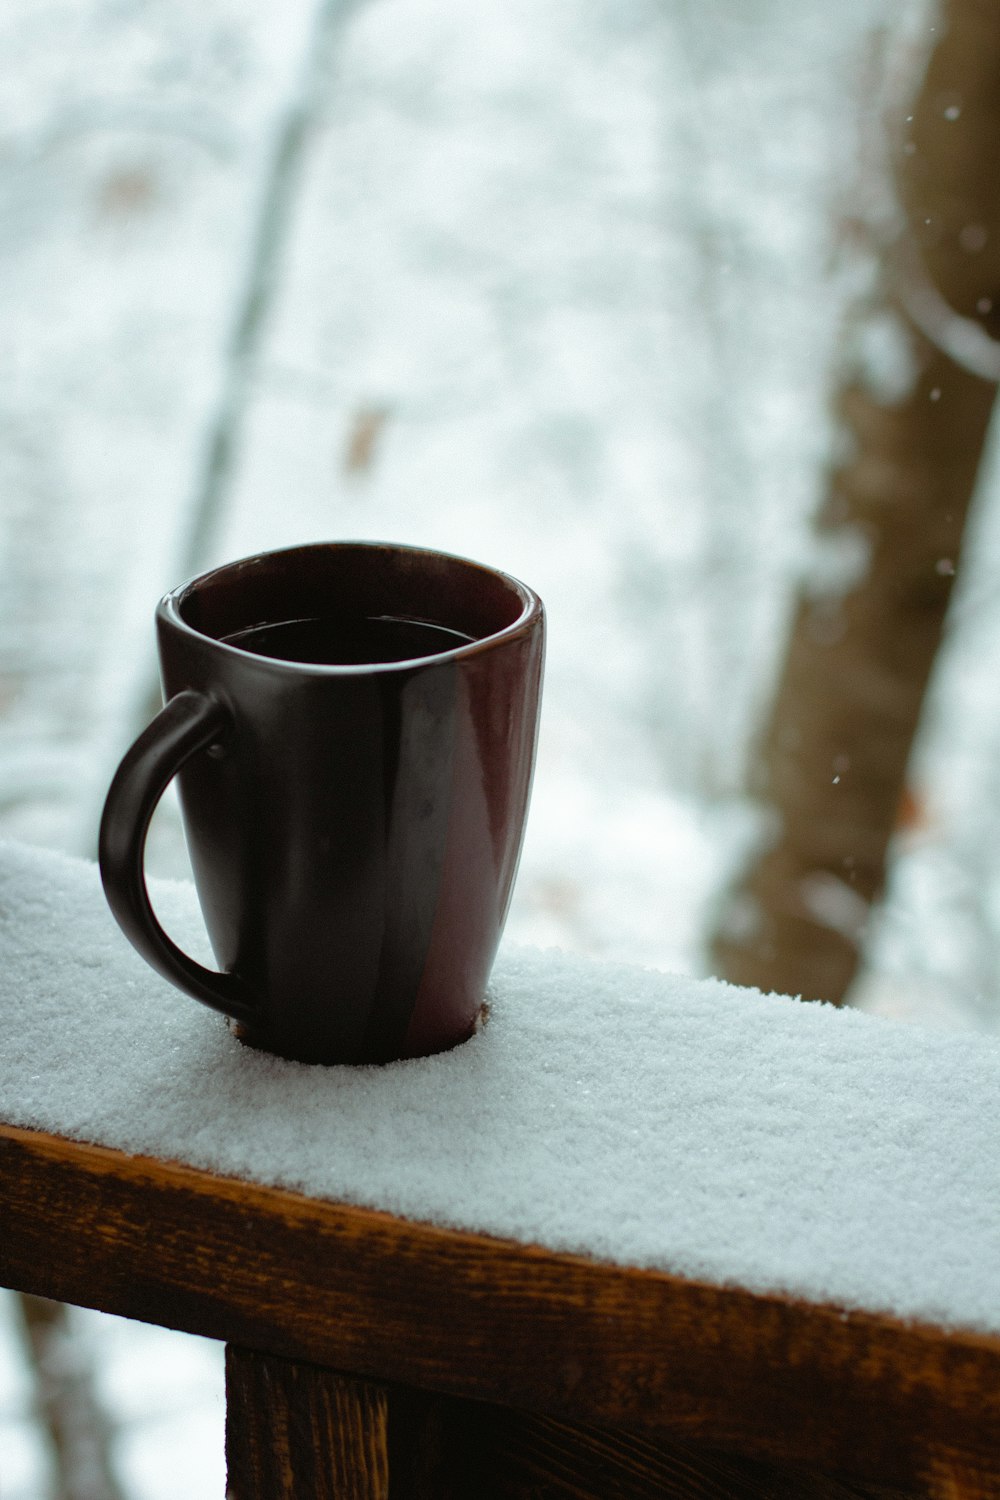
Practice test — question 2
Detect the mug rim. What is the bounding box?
[158,539,543,675]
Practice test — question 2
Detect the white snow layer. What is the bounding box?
[1,837,998,1337]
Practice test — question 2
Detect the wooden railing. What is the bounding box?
[2,1120,999,1497]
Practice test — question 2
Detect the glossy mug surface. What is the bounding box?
[99,541,545,1064]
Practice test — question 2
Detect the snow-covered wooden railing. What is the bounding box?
[1,839,998,1498]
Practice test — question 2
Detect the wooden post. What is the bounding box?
[225,1354,484,1500]
[225,1348,389,1500]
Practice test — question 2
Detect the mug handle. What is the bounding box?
[99,690,257,1025]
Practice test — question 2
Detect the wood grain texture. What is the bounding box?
[458,1407,916,1500]
[2,1123,998,1496]
[226,1367,914,1500]
[225,1348,389,1499]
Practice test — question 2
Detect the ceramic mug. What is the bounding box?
[99,541,544,1064]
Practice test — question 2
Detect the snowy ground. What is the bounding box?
[3,0,1000,1493]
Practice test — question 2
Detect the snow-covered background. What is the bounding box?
[3,0,1000,1493]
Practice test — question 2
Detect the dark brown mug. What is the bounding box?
[99,541,544,1064]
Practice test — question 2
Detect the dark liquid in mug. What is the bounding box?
[222,614,475,665]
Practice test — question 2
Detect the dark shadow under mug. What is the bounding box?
[99,541,544,1064]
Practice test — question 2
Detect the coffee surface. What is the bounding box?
[222,613,475,665]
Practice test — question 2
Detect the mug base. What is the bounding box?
[227,999,489,1067]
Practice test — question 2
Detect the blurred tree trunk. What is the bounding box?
[710,0,1000,1003]
[16,1294,125,1500]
